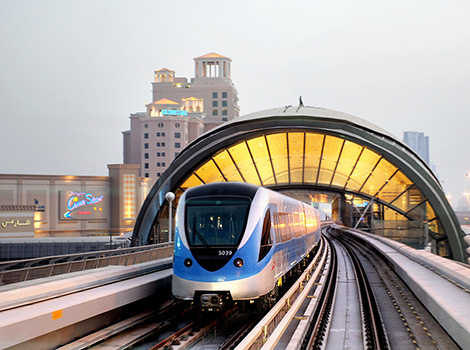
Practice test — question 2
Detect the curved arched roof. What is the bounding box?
[133,106,466,262]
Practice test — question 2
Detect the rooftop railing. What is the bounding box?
[0,243,173,286]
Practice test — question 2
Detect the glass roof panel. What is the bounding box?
[247,136,275,185]
[391,186,425,213]
[406,201,427,221]
[212,149,244,182]
[266,133,289,184]
[304,133,324,184]
[317,135,344,186]
[178,132,441,242]
[361,158,398,196]
[227,142,261,185]
[377,170,413,203]
[346,148,381,192]
[331,140,363,189]
[181,173,204,190]
[288,133,305,184]
[194,159,225,183]
[426,202,436,221]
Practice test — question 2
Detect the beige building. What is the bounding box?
[0,165,150,238]
[123,53,240,180]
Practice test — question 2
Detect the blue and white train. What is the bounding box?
[172,182,321,312]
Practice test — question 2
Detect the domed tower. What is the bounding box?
[154,68,175,83]
[194,52,231,79]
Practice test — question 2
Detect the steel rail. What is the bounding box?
[301,232,338,350]
[333,230,390,350]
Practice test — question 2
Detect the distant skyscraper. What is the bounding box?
[403,131,430,165]
[123,53,240,181]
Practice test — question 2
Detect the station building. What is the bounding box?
[132,105,468,263]
[0,165,149,238]
[123,53,240,181]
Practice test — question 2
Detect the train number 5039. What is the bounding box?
[219,250,233,256]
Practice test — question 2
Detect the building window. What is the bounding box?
[162,132,165,137]
[162,162,166,167]
[145,173,149,177]
[122,174,136,220]
[212,100,218,107]
[162,152,166,157]
[144,143,149,149]
[212,109,218,116]
[162,142,165,147]
[222,100,227,107]
[175,152,180,157]
[144,153,149,159]
[144,123,149,128]
[144,132,149,139]
[156,132,160,137]
[222,109,228,116]
[222,118,228,121]
[157,162,161,167]
[157,172,161,176]
[212,92,218,98]
[156,142,160,147]
[145,163,149,169]
[175,123,180,128]
[175,142,181,148]
[156,152,160,157]
[222,92,227,98]
[175,132,181,138]
[158,122,164,128]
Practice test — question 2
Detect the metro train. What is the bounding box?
[172,182,321,312]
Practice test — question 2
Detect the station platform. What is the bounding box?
[0,257,172,349]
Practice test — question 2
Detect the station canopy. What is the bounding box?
[133,106,466,262]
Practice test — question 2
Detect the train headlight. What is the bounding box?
[184,258,193,267]
[234,258,244,268]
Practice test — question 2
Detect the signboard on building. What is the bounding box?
[59,191,107,220]
[0,205,35,238]
[0,216,34,235]
[161,109,188,116]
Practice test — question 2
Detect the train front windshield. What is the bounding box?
[185,197,251,247]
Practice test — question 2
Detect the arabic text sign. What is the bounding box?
[0,216,34,233]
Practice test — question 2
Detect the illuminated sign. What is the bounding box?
[161,109,188,116]
[1,219,31,228]
[60,191,106,220]
[0,215,34,235]
[123,174,136,220]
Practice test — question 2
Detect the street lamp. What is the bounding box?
[165,192,175,242]
[463,191,470,211]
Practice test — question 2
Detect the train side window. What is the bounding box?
[259,209,273,261]
[280,212,290,242]
[273,212,281,243]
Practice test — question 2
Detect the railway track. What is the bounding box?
[56,301,179,350]
[333,227,460,350]
[324,228,390,350]
[56,225,460,350]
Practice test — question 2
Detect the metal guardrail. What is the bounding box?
[235,237,328,350]
[0,243,174,286]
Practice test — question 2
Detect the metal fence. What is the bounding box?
[0,243,173,286]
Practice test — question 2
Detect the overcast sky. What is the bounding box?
[1,1,469,207]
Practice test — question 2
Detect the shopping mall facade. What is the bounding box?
[0,165,149,238]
